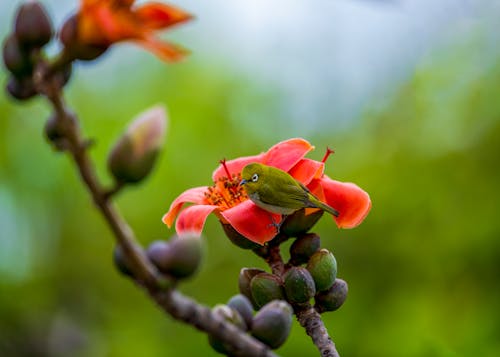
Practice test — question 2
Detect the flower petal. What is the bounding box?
[212,154,266,181]
[135,3,193,30]
[219,200,281,245]
[320,176,371,229]
[263,138,314,171]
[175,204,218,236]
[136,35,189,62]
[162,186,208,227]
[289,158,324,185]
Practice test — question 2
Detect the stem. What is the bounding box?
[33,61,276,357]
[295,305,340,357]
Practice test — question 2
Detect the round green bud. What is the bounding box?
[251,300,293,349]
[315,278,348,313]
[227,294,254,329]
[14,1,53,48]
[60,14,108,61]
[283,267,316,304]
[208,304,247,354]
[280,208,324,237]
[2,34,32,78]
[221,223,260,250]
[146,235,202,279]
[108,106,167,184]
[238,267,266,307]
[113,245,134,278]
[250,273,284,309]
[6,76,37,101]
[306,249,337,292]
[289,233,321,265]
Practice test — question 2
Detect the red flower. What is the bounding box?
[76,0,192,61]
[163,138,371,244]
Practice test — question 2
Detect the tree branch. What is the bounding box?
[33,62,277,357]
[295,305,339,357]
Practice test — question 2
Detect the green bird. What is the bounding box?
[240,163,339,217]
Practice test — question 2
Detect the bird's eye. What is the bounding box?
[251,174,259,182]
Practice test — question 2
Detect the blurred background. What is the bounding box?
[1,0,500,356]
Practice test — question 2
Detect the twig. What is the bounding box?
[33,61,277,357]
[295,305,339,357]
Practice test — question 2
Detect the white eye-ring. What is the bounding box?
[251,174,259,182]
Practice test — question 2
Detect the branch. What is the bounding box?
[295,305,339,357]
[33,62,277,357]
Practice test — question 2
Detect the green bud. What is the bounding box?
[306,249,337,292]
[289,233,321,265]
[2,34,32,78]
[6,76,37,100]
[59,14,108,61]
[315,278,348,313]
[283,267,316,304]
[238,268,266,307]
[227,294,254,329]
[113,245,134,278]
[251,300,293,349]
[108,106,167,184]
[221,223,261,250]
[208,304,247,354]
[146,235,202,279]
[14,1,53,48]
[250,273,284,309]
[280,208,324,237]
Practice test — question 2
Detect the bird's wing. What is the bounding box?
[259,181,309,209]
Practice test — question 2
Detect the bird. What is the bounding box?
[240,163,339,218]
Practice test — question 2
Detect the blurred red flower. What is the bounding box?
[76,0,192,61]
[163,138,371,244]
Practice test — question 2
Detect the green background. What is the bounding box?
[1,1,500,356]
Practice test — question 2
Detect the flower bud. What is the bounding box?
[60,14,108,61]
[14,1,53,48]
[251,300,293,349]
[108,106,167,184]
[280,208,323,237]
[306,249,337,292]
[221,223,261,250]
[227,294,254,329]
[315,278,348,313]
[113,245,134,277]
[250,273,284,309]
[289,233,321,265]
[238,267,266,307]
[283,267,316,304]
[6,76,37,100]
[146,235,202,279]
[208,304,247,354]
[2,34,32,78]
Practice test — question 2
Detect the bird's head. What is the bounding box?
[240,162,266,194]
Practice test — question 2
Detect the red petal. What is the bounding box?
[162,187,208,227]
[136,36,189,62]
[135,3,193,30]
[212,154,266,181]
[289,158,324,185]
[175,204,218,235]
[263,138,314,172]
[219,200,281,245]
[320,176,371,229]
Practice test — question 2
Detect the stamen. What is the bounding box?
[219,158,232,179]
[321,146,335,163]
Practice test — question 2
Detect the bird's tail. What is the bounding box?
[318,201,339,217]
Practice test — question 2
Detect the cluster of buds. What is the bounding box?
[209,295,293,353]
[114,234,203,282]
[2,1,60,100]
[237,232,348,335]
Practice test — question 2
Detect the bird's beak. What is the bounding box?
[239,179,247,186]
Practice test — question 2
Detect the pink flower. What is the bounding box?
[163,138,371,244]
